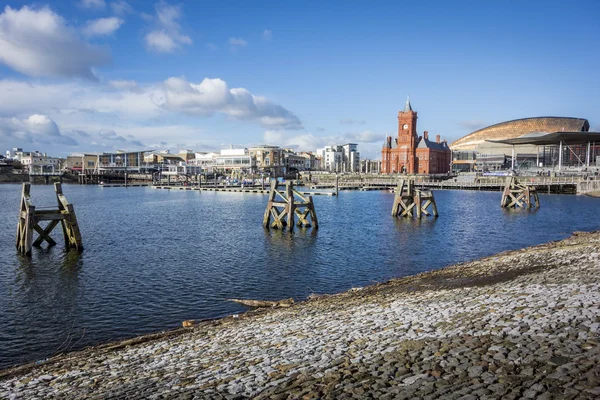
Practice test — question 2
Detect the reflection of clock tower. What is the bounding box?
[398,97,418,174]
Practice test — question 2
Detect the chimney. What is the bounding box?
[423,131,429,140]
[436,135,441,143]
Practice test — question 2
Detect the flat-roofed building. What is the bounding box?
[65,153,101,173]
[215,148,255,173]
[98,150,151,172]
[249,145,284,176]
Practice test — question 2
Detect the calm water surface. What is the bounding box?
[1,184,599,368]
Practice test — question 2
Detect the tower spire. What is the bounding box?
[403,96,412,112]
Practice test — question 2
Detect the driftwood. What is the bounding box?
[228,298,294,308]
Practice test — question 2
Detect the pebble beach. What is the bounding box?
[1,231,599,399]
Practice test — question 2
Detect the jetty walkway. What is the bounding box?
[1,231,599,399]
[310,176,600,195]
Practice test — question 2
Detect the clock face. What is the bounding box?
[403,124,408,129]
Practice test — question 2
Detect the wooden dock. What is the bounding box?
[310,176,588,194]
[100,183,151,188]
[151,185,336,196]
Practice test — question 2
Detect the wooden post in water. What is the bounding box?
[16,183,83,256]
[263,181,318,230]
[500,177,540,208]
[392,179,438,218]
[335,174,339,196]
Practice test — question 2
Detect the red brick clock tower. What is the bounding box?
[397,98,418,174]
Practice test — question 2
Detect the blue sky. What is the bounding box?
[0,0,599,158]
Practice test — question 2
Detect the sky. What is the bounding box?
[0,0,599,159]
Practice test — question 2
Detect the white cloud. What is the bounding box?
[145,1,191,53]
[0,78,302,130]
[0,6,110,79]
[79,0,106,10]
[263,29,272,40]
[159,77,302,129]
[109,79,140,91]
[0,114,77,145]
[83,17,124,36]
[0,76,303,155]
[146,30,177,52]
[207,42,217,51]
[109,0,133,15]
[229,37,247,46]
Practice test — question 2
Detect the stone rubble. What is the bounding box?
[1,231,600,399]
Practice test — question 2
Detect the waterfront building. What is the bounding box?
[20,153,62,174]
[0,154,13,171]
[178,149,196,163]
[65,153,100,174]
[450,117,593,172]
[190,152,218,169]
[315,144,360,172]
[215,148,255,174]
[283,149,307,173]
[342,144,360,172]
[98,150,150,172]
[249,145,284,176]
[162,164,202,177]
[297,152,318,170]
[315,145,343,172]
[381,99,451,174]
[5,148,23,160]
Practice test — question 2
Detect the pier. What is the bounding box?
[308,175,595,194]
[151,185,336,196]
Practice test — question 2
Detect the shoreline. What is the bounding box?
[1,231,600,398]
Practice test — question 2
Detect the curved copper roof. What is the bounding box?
[450,117,590,151]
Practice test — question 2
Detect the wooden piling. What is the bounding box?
[263,181,318,230]
[16,183,83,256]
[392,179,438,218]
[500,177,540,208]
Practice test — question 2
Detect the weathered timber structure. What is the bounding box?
[263,181,318,230]
[392,179,439,218]
[500,177,540,208]
[16,183,83,256]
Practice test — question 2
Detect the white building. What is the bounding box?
[316,145,343,172]
[21,153,62,174]
[342,143,360,172]
[215,148,255,173]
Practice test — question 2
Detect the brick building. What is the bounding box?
[381,99,451,174]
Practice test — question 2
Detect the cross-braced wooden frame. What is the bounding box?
[263,181,318,230]
[500,177,540,208]
[16,183,83,256]
[392,179,438,218]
